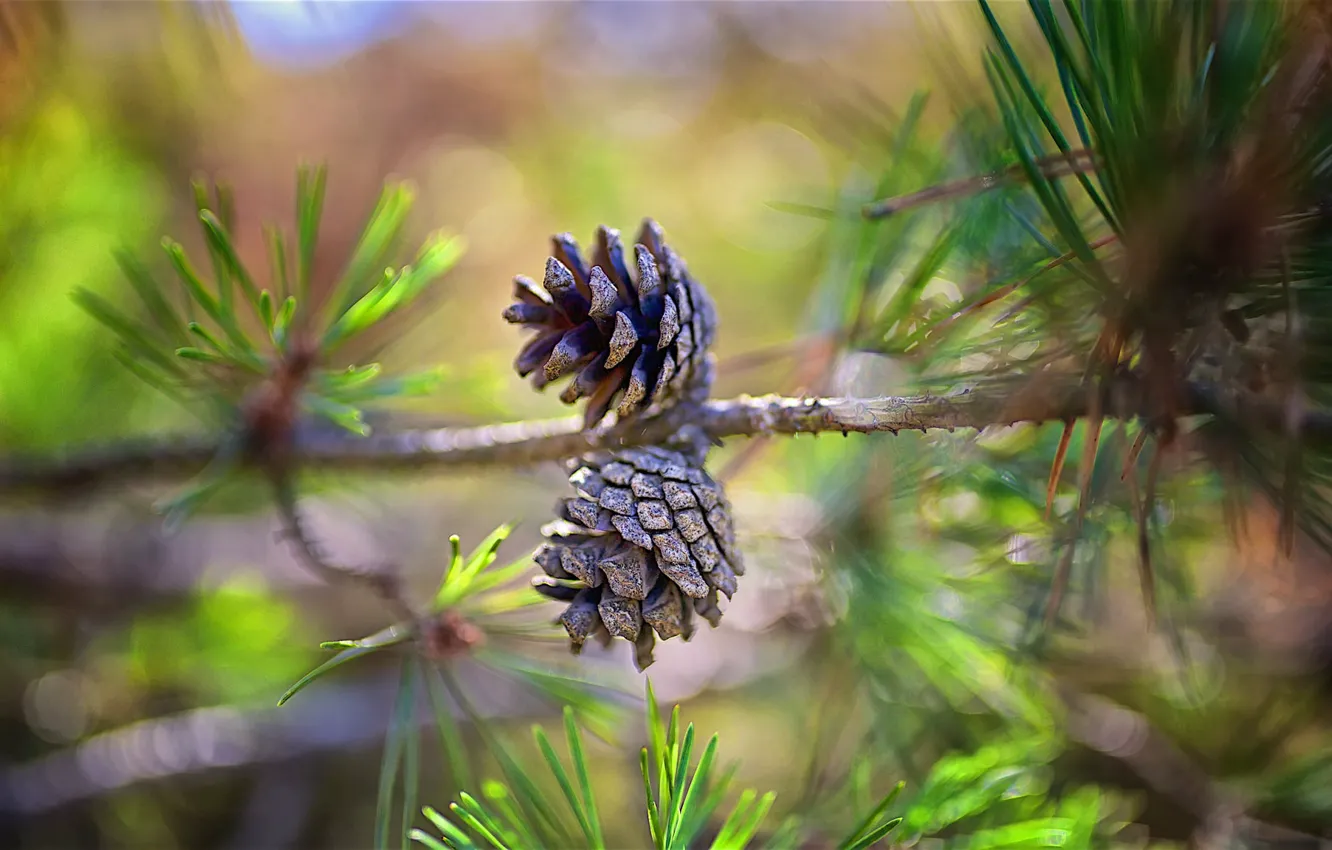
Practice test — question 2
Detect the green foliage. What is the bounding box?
[77,164,465,435]
[898,736,1111,848]
[816,0,1332,640]
[964,0,1332,616]
[412,680,903,850]
[978,0,1288,244]
[961,0,1304,343]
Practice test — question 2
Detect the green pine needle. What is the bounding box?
[297,163,328,309]
[277,643,386,707]
[563,706,605,849]
[837,781,905,850]
[533,722,604,849]
[376,664,417,850]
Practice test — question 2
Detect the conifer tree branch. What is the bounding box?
[3,378,1330,499]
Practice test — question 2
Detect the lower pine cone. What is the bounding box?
[531,444,744,670]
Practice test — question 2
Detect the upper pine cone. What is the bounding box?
[503,220,717,428]
[532,444,744,670]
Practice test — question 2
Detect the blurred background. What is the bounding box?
[4,2,1332,848]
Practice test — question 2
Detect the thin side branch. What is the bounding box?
[862,149,1098,219]
[5,379,1332,499]
[269,470,417,621]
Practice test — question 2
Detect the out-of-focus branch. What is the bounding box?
[862,149,1098,219]
[269,471,417,621]
[0,669,548,816]
[1062,688,1328,847]
[4,376,1332,499]
[0,612,805,816]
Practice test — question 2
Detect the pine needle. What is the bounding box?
[1121,429,1149,482]
[1044,382,1104,627]
[1045,420,1075,521]
[1140,440,1164,622]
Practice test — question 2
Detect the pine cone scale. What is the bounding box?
[658,297,680,349]
[599,547,657,600]
[658,560,707,598]
[598,485,635,515]
[598,592,641,640]
[606,312,638,367]
[544,323,602,382]
[641,579,684,639]
[552,233,590,287]
[561,588,602,646]
[515,332,562,379]
[631,472,664,499]
[693,538,723,572]
[636,500,673,530]
[592,227,635,297]
[675,508,708,543]
[651,530,690,564]
[541,257,589,323]
[611,514,653,549]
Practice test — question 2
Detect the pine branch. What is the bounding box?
[0,386,1072,497]
[5,377,1332,499]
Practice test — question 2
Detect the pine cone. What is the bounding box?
[531,444,743,670]
[503,219,718,428]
